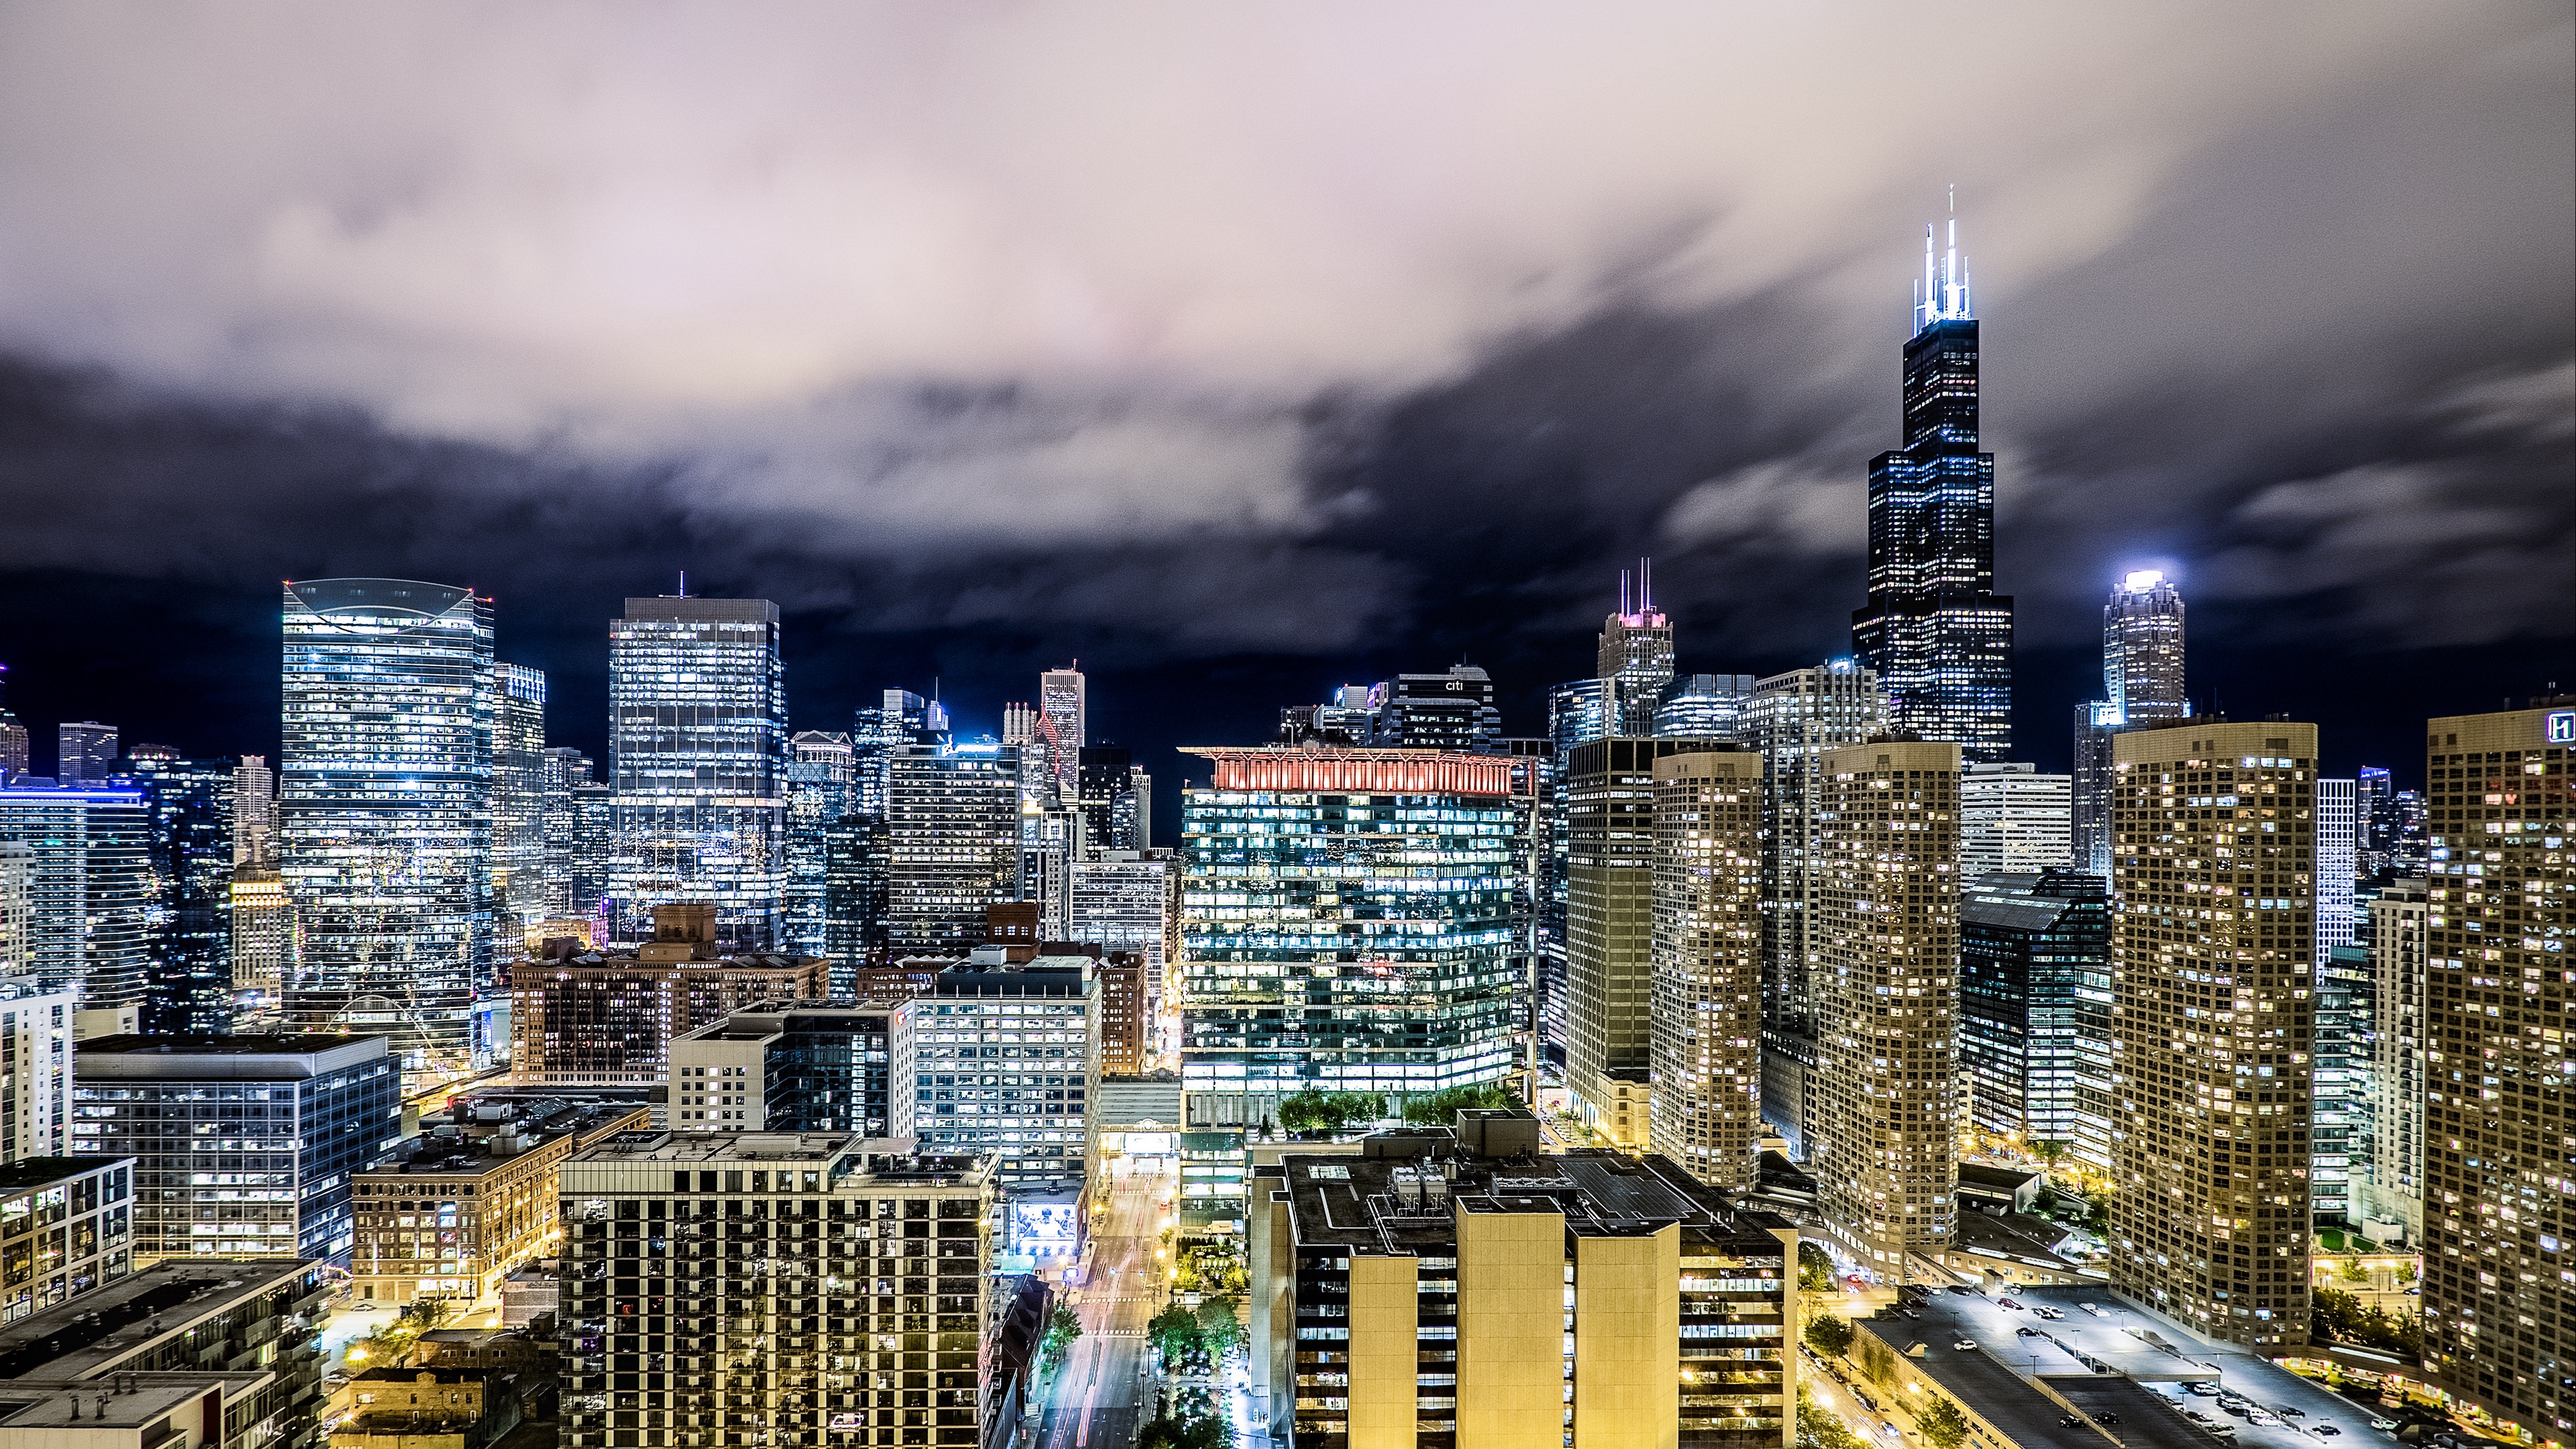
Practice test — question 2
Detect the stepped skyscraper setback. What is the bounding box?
[1852,207,2014,762]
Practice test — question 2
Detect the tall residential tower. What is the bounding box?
[1851,212,2013,762]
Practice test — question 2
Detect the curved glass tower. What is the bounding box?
[279,578,494,1072]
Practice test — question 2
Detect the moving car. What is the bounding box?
[2017,1327,2041,1338]
[2080,1303,2106,1316]
[2275,1405,2307,1419]
[1954,1340,1977,1351]
[2367,1420,2400,1434]
[2314,1425,2343,1436]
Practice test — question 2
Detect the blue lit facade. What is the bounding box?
[278,579,493,1070]
[1851,217,2014,763]
[1538,678,1611,1069]
[0,783,152,1010]
[1957,868,2112,1166]
[1177,749,1519,1127]
[782,731,855,958]
[123,756,237,1034]
[607,596,788,951]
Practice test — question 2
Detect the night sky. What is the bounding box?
[1,5,2569,842]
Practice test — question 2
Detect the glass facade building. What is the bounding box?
[912,960,1099,1197]
[1653,673,1753,741]
[608,596,788,951]
[1851,218,2013,763]
[1178,748,1519,1127]
[279,579,493,1071]
[0,782,154,1010]
[1957,869,2112,1164]
[1364,666,1503,753]
[784,731,856,958]
[490,662,549,936]
[71,1032,401,1266]
[1597,562,1676,737]
[883,740,1020,955]
[123,756,236,1034]
[1538,678,1611,1070]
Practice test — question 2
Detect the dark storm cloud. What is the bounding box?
[0,0,2567,754]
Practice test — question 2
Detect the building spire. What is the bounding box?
[1913,189,1973,334]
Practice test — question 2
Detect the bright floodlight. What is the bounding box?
[2122,570,2166,592]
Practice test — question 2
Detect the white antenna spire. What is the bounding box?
[1619,568,1631,617]
[1640,556,1654,611]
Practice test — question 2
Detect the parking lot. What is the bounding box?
[1860,1284,2400,1449]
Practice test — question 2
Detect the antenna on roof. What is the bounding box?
[1618,568,1631,617]
[678,571,687,598]
[1640,556,1654,612]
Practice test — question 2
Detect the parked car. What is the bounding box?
[2186,1383,2222,1397]
[2017,1327,2042,1337]
[2313,1425,2343,1436]
[2248,1412,2280,1426]
[1997,1297,2021,1309]
[2275,1405,2307,1419]
[2080,1303,2106,1316]
[1954,1340,1977,1351]
[2099,1413,2121,1425]
[2060,1417,2086,1429]
[2367,1419,2400,1434]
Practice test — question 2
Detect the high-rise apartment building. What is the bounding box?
[54,722,118,786]
[1653,673,1753,741]
[0,967,75,1163]
[669,1001,915,1137]
[608,596,788,951]
[2317,777,2359,951]
[1564,737,1725,1149]
[2074,571,2190,875]
[1958,869,2112,1165]
[557,1134,997,1449]
[1957,761,2073,880]
[1367,665,1504,753]
[1850,216,2012,763]
[1248,1128,1796,1449]
[1744,663,1886,1153]
[883,739,1020,955]
[279,579,494,1071]
[0,781,152,1010]
[2354,879,2427,1240]
[1646,748,1764,1191]
[73,1031,401,1265]
[1808,739,1960,1279]
[2417,704,2567,1441]
[2107,720,2317,1347]
[1597,561,1676,737]
[1038,665,1085,805]
[490,662,548,936]
[1179,748,1519,1126]
[0,839,25,974]
[229,865,290,1030]
[784,731,857,958]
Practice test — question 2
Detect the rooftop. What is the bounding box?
[1278,1134,1790,1254]
[0,1155,131,1191]
[564,1130,992,1183]
[363,1102,645,1180]
[0,1258,319,1381]
[0,1373,248,1429]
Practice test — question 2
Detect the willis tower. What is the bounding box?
[1851,203,2013,762]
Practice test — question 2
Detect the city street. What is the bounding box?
[1035,1164,1170,1449]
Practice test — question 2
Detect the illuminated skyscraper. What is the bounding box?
[1538,678,1613,1068]
[883,739,1020,955]
[1851,211,2013,763]
[491,661,548,937]
[783,730,855,958]
[1957,761,2073,879]
[278,578,493,1070]
[539,746,598,917]
[2418,704,2568,1440]
[1039,665,1086,805]
[1366,665,1503,752]
[851,688,938,818]
[123,753,235,1034]
[2074,570,2190,874]
[0,781,152,1010]
[1743,663,1886,1155]
[2316,777,2359,951]
[56,722,118,786]
[1178,747,1518,1128]
[1647,747,1764,1190]
[1597,559,1675,737]
[607,596,788,950]
[1808,738,1961,1278]
[2108,720,2316,1347]
[1654,673,1753,740]
[232,755,275,865]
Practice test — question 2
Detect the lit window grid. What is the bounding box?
[2105,727,2318,1348]
[1648,766,1764,1191]
[279,589,494,1056]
